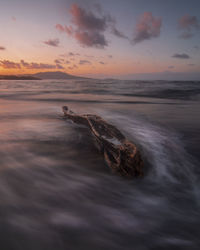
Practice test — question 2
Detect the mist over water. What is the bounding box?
[0,79,200,250]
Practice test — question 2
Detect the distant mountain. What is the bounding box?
[31,71,86,80]
[0,71,88,81]
[0,75,40,80]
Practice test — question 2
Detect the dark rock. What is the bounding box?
[62,106,143,178]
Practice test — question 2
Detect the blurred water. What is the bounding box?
[0,79,200,250]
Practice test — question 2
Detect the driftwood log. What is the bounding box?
[62,106,143,178]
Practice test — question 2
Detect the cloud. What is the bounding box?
[133,12,162,44]
[43,38,60,47]
[56,24,65,32]
[12,16,16,22]
[79,59,91,65]
[179,32,194,39]
[188,64,195,66]
[0,60,21,69]
[0,59,64,70]
[21,60,59,69]
[74,30,108,48]
[56,24,74,36]
[111,26,128,39]
[178,15,200,39]
[68,52,75,56]
[178,15,199,29]
[68,66,74,70]
[0,46,6,50]
[108,54,113,58]
[56,4,126,48]
[172,53,190,59]
[57,4,108,48]
[65,60,70,64]
[68,64,78,70]
[56,64,64,69]
[99,61,105,64]
[168,66,174,69]
[54,59,63,64]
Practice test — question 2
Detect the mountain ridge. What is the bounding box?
[0,71,88,80]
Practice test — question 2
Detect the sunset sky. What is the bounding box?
[0,0,200,79]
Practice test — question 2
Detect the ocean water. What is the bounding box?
[0,79,200,250]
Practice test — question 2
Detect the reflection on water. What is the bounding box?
[0,79,200,250]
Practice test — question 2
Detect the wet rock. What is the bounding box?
[62,106,143,178]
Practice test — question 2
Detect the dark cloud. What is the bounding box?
[0,60,21,69]
[54,59,62,64]
[43,38,60,47]
[168,66,174,69]
[56,4,126,48]
[172,53,190,59]
[74,30,108,48]
[108,54,113,58]
[56,64,65,69]
[178,15,199,39]
[70,4,108,31]
[65,60,70,64]
[194,45,199,50]
[56,4,108,48]
[188,64,195,66]
[179,32,193,39]
[0,46,6,50]
[133,12,162,44]
[111,26,128,39]
[79,59,91,65]
[99,61,105,64]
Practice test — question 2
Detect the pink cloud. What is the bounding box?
[0,46,6,50]
[178,15,199,39]
[133,12,162,44]
[56,24,65,32]
[179,15,199,29]
[56,24,74,35]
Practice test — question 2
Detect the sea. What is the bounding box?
[0,79,200,250]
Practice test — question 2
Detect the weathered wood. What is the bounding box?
[62,106,143,178]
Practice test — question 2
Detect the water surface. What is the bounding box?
[0,79,200,250]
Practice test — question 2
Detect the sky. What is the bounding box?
[0,0,200,80]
